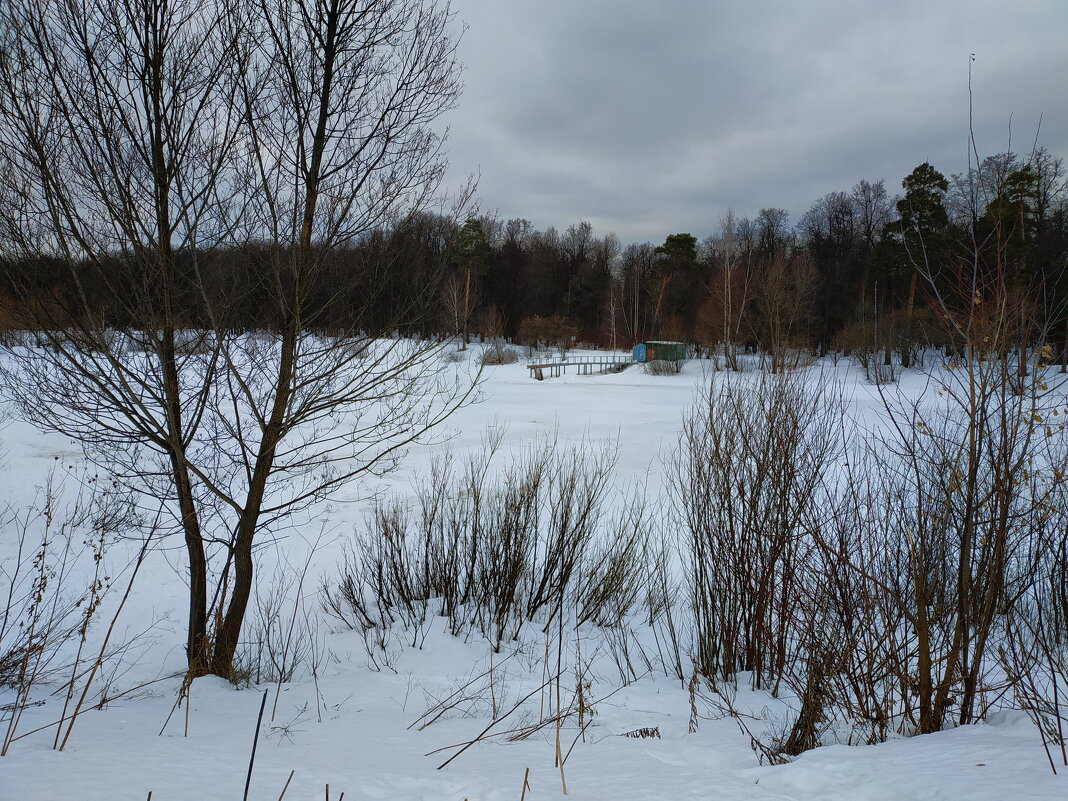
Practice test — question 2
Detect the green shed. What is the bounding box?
[631,341,688,363]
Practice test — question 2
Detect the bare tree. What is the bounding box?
[754,253,817,373]
[708,209,753,370]
[440,271,474,345]
[851,178,894,249]
[0,0,248,675]
[0,0,473,677]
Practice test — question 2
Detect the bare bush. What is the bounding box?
[1001,581,1068,773]
[643,359,683,376]
[517,315,578,354]
[324,433,634,656]
[577,494,651,628]
[1,470,141,754]
[643,530,686,683]
[675,370,843,690]
[859,356,1068,733]
[479,345,519,365]
[234,557,325,689]
[525,444,616,627]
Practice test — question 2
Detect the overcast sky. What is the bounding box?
[440,0,1068,244]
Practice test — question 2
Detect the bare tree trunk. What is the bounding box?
[463,270,472,347]
[901,272,918,369]
[1062,315,1068,373]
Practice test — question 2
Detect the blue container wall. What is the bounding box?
[632,343,646,363]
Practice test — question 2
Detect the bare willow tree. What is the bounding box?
[0,0,472,677]
[202,0,473,677]
[0,0,247,676]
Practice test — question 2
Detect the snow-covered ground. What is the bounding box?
[2,349,1066,800]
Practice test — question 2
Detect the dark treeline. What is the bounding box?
[3,150,1067,360]
[0,226,451,339]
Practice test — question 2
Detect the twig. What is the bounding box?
[243,690,269,801]
[562,720,591,766]
[58,539,150,751]
[408,651,516,731]
[10,672,183,746]
[54,526,108,750]
[277,770,295,801]
[434,670,561,770]
[273,531,325,723]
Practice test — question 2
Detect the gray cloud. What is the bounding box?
[441,0,1068,243]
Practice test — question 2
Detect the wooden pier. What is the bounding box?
[527,354,631,380]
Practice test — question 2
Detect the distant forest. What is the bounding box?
[3,149,1066,364]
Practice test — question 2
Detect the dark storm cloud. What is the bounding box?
[442,0,1068,243]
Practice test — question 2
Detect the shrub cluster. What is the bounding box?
[479,344,519,365]
[678,365,1068,758]
[323,434,657,653]
[643,359,683,375]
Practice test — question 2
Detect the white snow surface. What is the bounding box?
[1,349,1066,800]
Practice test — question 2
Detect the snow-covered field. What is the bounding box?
[2,350,1066,800]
